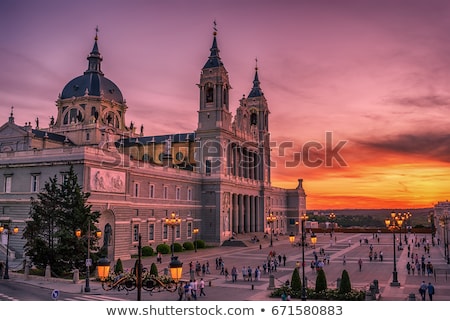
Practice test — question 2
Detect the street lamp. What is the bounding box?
[310,233,317,248]
[75,225,102,293]
[267,212,276,247]
[289,232,295,246]
[165,212,181,259]
[98,234,183,300]
[300,212,308,300]
[385,211,403,287]
[439,211,449,264]
[0,222,18,279]
[193,228,199,253]
[329,212,336,233]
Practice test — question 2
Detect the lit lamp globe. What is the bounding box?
[310,233,317,247]
[97,257,111,281]
[289,232,295,244]
[169,256,183,282]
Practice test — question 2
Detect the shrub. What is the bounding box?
[183,242,194,250]
[114,258,123,274]
[142,246,154,257]
[195,239,206,249]
[173,242,183,253]
[315,269,327,292]
[150,262,158,277]
[339,269,352,294]
[156,243,170,254]
[291,268,301,292]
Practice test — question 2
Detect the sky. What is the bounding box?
[1,0,449,210]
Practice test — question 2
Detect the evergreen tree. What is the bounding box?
[23,165,100,276]
[150,262,159,277]
[339,269,352,294]
[290,267,301,292]
[315,269,327,292]
[114,258,124,274]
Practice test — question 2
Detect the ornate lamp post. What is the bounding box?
[193,228,199,252]
[75,225,102,293]
[267,212,276,247]
[0,222,18,279]
[97,234,183,301]
[300,212,308,300]
[165,212,181,259]
[385,211,403,286]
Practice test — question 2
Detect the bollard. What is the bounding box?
[267,274,275,290]
[251,284,254,290]
[373,279,379,294]
[73,269,79,284]
[45,264,51,279]
[209,280,212,287]
[24,258,30,280]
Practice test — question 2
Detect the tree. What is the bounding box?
[339,269,352,294]
[150,262,159,277]
[290,267,301,292]
[23,165,100,276]
[315,269,327,292]
[115,258,124,274]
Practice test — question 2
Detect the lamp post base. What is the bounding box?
[390,271,400,287]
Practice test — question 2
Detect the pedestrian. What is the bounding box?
[379,251,383,261]
[358,258,363,271]
[177,283,184,301]
[419,281,427,300]
[406,261,411,275]
[199,278,206,297]
[427,282,435,301]
[343,255,346,265]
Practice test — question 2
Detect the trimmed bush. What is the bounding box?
[156,243,170,254]
[291,268,301,292]
[183,242,194,250]
[114,258,123,274]
[315,269,327,292]
[339,269,352,294]
[195,239,206,249]
[150,262,158,277]
[142,246,154,257]
[173,242,183,253]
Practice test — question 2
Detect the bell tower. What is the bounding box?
[197,23,232,132]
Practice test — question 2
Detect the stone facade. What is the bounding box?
[0,28,306,262]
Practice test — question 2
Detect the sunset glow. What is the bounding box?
[1,0,449,209]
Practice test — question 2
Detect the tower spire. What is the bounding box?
[248,58,263,98]
[85,26,103,75]
[203,20,223,69]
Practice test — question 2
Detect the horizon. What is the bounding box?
[1,0,449,209]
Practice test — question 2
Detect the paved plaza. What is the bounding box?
[9,232,450,301]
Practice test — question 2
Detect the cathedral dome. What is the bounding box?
[60,32,124,103]
[61,73,124,102]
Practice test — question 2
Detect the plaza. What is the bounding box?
[9,231,450,301]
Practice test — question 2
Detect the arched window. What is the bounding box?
[250,113,258,126]
[206,84,214,103]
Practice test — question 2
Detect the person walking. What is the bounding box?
[427,282,435,301]
[199,278,206,297]
[358,258,363,271]
[419,281,427,300]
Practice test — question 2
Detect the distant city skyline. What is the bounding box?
[1,0,449,209]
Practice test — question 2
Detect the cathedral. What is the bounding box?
[0,27,306,262]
